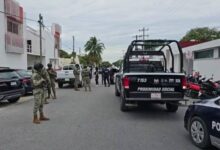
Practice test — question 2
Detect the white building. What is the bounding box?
[0,0,27,69]
[26,24,61,69]
[170,39,220,80]
[0,0,62,69]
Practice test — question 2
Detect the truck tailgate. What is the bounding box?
[57,70,75,79]
[124,73,186,101]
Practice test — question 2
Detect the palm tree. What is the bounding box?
[84,37,105,65]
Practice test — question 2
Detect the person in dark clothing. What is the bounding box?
[94,67,99,85]
[101,68,104,85]
[103,67,110,87]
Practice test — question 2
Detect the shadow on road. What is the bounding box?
[120,103,184,121]
[0,101,11,108]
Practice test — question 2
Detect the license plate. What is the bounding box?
[65,78,70,81]
[11,82,17,86]
[151,93,161,99]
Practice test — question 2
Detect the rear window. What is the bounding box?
[129,61,165,73]
[0,70,20,79]
[63,66,69,70]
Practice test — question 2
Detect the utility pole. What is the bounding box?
[72,36,75,52]
[139,27,149,40]
[38,14,43,63]
[139,27,149,50]
[72,36,75,62]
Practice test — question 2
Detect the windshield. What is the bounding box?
[17,70,31,77]
[0,71,20,79]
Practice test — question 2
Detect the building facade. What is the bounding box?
[0,0,27,69]
[26,24,61,69]
[0,0,62,69]
[169,39,220,80]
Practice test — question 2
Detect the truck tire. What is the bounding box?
[120,95,128,112]
[8,97,20,103]
[115,85,120,97]
[58,82,63,88]
[166,102,178,112]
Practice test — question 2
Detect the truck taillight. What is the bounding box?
[122,76,130,89]
[182,77,187,90]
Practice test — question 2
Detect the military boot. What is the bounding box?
[44,100,49,104]
[40,113,50,121]
[33,115,41,124]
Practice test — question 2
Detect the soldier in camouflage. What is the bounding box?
[82,65,91,91]
[32,63,50,124]
[47,63,57,99]
[73,64,80,91]
[40,64,51,104]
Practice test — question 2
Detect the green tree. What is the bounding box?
[181,27,220,42]
[59,49,71,58]
[112,59,123,67]
[101,61,112,67]
[84,37,105,65]
[79,55,91,66]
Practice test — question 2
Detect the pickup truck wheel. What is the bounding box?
[166,102,178,112]
[120,95,128,112]
[58,82,63,88]
[8,97,20,103]
[115,85,120,97]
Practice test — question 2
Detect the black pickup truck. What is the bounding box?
[0,68,24,103]
[115,40,187,112]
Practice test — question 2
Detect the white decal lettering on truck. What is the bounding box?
[212,121,220,132]
[137,78,147,83]
[137,87,175,92]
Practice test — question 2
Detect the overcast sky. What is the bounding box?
[17,0,220,62]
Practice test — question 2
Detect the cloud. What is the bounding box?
[17,0,220,62]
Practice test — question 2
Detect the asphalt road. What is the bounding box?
[0,83,218,150]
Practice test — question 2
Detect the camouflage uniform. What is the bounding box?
[73,66,80,91]
[47,67,57,99]
[41,67,51,103]
[32,69,45,116]
[82,68,91,91]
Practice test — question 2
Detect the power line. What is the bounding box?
[0,10,38,22]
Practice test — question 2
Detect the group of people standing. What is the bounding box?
[31,63,57,124]
[94,67,111,87]
[73,64,92,92]
[31,64,113,124]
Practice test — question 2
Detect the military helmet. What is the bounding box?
[47,63,52,68]
[34,63,43,71]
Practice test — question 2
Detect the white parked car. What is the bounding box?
[56,64,82,88]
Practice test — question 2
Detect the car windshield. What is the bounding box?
[17,70,31,77]
[0,70,20,79]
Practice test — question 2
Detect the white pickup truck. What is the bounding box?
[56,64,82,88]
